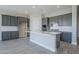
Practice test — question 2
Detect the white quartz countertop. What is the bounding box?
[29,31,61,35]
[42,31,61,35]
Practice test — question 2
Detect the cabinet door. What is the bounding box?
[62,13,72,26]
[11,31,19,39]
[66,13,72,26]
[15,31,19,38]
[2,32,10,41]
[10,16,18,26]
[14,17,18,26]
[2,15,10,26]
[10,31,15,39]
[62,32,72,43]
[58,15,63,26]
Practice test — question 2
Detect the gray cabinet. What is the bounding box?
[62,13,72,26]
[14,31,19,38]
[2,15,18,26]
[60,32,72,43]
[2,32,10,41]
[49,13,72,26]
[2,31,19,41]
[10,16,18,26]
[11,31,16,39]
[2,15,10,26]
[11,31,19,39]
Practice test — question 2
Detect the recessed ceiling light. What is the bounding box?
[56,5,60,8]
[32,6,36,8]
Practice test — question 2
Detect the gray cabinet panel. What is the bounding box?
[2,15,10,26]
[2,32,10,41]
[2,15,18,26]
[11,31,16,39]
[10,16,18,26]
[60,32,72,43]
[2,31,19,41]
[10,31,19,39]
[62,13,72,26]
[14,31,19,38]
[49,13,72,26]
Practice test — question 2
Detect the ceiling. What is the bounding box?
[0,5,72,15]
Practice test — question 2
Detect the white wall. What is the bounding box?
[1,26,18,31]
[30,14,42,32]
[72,5,77,45]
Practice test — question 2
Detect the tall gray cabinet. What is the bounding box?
[2,15,19,41]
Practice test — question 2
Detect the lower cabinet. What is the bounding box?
[14,31,19,39]
[60,32,72,43]
[27,32,30,37]
[2,32,10,41]
[2,31,19,41]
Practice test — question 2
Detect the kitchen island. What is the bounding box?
[30,31,61,52]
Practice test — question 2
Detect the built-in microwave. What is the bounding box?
[42,25,47,31]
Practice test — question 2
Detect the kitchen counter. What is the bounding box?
[42,31,61,35]
[30,31,61,52]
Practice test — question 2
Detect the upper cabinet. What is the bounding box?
[49,13,72,26]
[10,16,18,26]
[62,13,72,26]
[2,15,18,26]
[2,15,11,26]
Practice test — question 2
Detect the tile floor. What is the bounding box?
[0,38,79,54]
[0,38,53,54]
